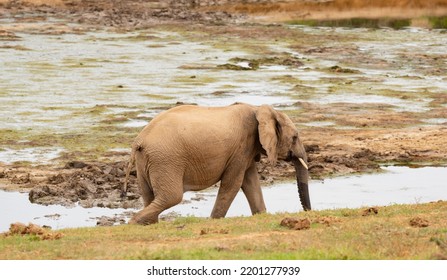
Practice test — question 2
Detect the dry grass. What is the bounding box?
[1,201,446,259]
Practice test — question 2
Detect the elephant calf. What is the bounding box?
[122,103,310,225]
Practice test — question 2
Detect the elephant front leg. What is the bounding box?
[241,162,266,215]
[210,167,245,219]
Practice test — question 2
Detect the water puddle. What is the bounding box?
[0,147,65,164]
[304,121,335,127]
[310,93,429,112]
[1,166,445,232]
[424,118,447,125]
[168,166,447,217]
[0,190,131,232]
[1,19,446,162]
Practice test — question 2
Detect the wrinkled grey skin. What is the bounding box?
[123,103,310,225]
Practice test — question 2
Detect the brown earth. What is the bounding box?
[1,123,446,209]
[2,222,64,240]
[202,0,447,22]
[2,0,447,28]
[280,217,311,230]
[0,0,446,210]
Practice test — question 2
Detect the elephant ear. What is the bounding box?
[256,105,279,165]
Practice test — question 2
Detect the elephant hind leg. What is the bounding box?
[130,175,184,225]
[130,194,183,225]
[136,168,154,208]
[129,198,165,225]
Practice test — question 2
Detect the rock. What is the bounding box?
[362,207,379,216]
[96,216,115,227]
[280,217,311,230]
[410,217,429,228]
[4,222,63,240]
[65,161,88,169]
[313,216,341,226]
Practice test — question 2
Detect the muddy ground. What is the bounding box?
[0,0,446,214]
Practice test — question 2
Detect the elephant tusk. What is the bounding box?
[298,158,308,170]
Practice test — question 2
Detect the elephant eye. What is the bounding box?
[292,135,298,144]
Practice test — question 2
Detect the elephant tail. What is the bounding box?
[121,141,140,198]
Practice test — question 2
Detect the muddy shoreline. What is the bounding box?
[1,0,446,213]
[2,124,446,209]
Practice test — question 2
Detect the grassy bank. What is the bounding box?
[1,201,446,260]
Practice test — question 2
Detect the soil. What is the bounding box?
[280,217,311,230]
[409,217,430,228]
[362,207,379,216]
[3,222,63,240]
[0,1,446,214]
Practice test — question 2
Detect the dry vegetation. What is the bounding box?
[1,201,446,259]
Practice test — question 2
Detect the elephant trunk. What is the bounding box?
[293,158,311,211]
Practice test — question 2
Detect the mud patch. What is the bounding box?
[22,161,141,209]
[2,222,63,240]
[313,216,341,226]
[409,217,430,228]
[95,215,127,227]
[362,207,379,216]
[200,228,230,235]
[280,217,311,230]
[281,216,341,230]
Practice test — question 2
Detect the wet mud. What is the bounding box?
[1,1,446,222]
[1,160,141,209]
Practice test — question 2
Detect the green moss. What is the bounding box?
[221,55,304,71]
[216,63,253,71]
[143,93,176,100]
[288,18,411,29]
[171,75,219,85]
[326,65,362,74]
[271,75,301,84]
[428,16,447,29]
[62,57,114,68]
[288,16,446,30]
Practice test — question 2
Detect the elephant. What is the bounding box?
[122,103,311,225]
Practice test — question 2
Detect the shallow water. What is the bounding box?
[1,166,445,232]
[169,166,447,217]
[0,147,64,164]
[0,190,130,232]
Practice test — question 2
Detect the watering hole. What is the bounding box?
[1,166,445,232]
[1,12,446,232]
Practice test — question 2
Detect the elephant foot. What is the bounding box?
[128,213,158,225]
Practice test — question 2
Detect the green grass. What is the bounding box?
[429,16,447,29]
[287,18,412,29]
[1,202,446,260]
